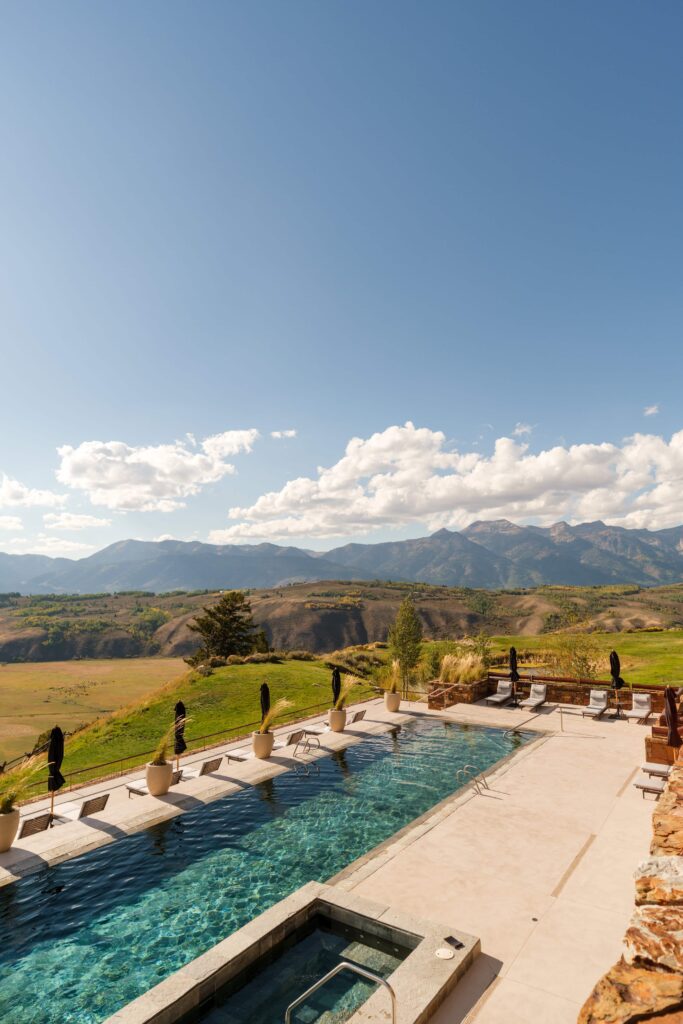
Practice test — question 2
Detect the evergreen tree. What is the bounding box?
[388,595,423,688]
[187,591,264,665]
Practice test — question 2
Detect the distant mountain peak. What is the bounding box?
[3,518,683,593]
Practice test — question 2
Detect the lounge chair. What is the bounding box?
[180,757,223,780]
[623,693,653,724]
[519,683,547,711]
[52,793,110,823]
[226,730,308,762]
[18,812,53,839]
[633,773,666,799]
[641,762,672,779]
[126,769,183,798]
[581,690,609,719]
[485,680,513,706]
[304,709,367,737]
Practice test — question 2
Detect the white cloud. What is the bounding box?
[56,429,260,512]
[153,534,176,542]
[1,533,94,557]
[0,473,66,509]
[271,429,297,439]
[208,421,683,541]
[644,405,659,417]
[43,512,112,531]
[512,423,533,437]
[0,516,23,531]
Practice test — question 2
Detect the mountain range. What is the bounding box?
[3,519,683,594]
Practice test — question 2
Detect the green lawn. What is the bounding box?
[487,631,683,686]
[52,660,373,789]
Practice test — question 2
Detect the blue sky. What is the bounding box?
[1,1,682,557]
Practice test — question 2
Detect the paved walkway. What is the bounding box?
[337,701,652,1023]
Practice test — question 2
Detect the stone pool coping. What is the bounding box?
[102,881,480,1024]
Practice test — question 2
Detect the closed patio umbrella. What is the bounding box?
[610,650,625,718]
[47,726,65,822]
[260,682,271,725]
[509,647,520,706]
[331,666,341,708]
[664,687,682,748]
[174,701,187,770]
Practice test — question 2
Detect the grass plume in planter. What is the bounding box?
[0,755,47,815]
[258,698,293,734]
[333,676,358,711]
[151,717,188,766]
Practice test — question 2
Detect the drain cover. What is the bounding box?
[435,948,455,960]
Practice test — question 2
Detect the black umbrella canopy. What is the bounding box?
[331,667,341,706]
[260,682,271,724]
[509,647,520,683]
[664,687,682,748]
[610,650,625,689]
[47,726,65,794]
[174,701,187,757]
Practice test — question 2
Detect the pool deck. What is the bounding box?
[337,701,653,1024]
[0,698,654,1024]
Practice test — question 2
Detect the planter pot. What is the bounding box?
[0,809,20,853]
[384,691,401,713]
[329,708,347,733]
[145,762,173,797]
[252,731,275,759]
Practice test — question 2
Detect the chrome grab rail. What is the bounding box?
[284,960,396,1024]
[455,763,489,794]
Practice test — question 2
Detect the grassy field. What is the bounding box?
[0,657,187,764]
[47,660,373,788]
[487,631,683,686]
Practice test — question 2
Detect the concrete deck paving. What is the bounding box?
[336,701,653,1023]
[0,697,655,1023]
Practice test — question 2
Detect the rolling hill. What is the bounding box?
[3,579,683,662]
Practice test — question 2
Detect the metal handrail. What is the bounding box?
[284,960,396,1024]
[14,687,377,798]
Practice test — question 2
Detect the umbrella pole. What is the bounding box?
[49,788,55,825]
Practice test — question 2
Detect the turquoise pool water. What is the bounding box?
[0,717,529,1024]
[191,914,412,1024]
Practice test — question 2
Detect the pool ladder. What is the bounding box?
[284,961,397,1023]
[456,763,490,795]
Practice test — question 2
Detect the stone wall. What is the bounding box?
[578,759,683,1023]
[429,673,668,714]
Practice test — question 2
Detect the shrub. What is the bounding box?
[439,653,486,685]
[226,655,245,665]
[208,656,227,668]
[282,649,316,661]
[243,652,281,664]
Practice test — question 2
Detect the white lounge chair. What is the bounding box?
[126,769,183,798]
[633,773,666,799]
[181,756,223,780]
[519,683,547,711]
[582,690,609,719]
[485,680,513,706]
[624,692,653,724]
[641,762,672,779]
[52,793,110,822]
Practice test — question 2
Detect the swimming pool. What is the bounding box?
[0,716,529,1024]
